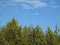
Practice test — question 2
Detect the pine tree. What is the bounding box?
[46,26,58,45]
[21,26,30,45]
[0,18,60,45]
[54,25,60,45]
[0,31,9,45]
[33,25,47,45]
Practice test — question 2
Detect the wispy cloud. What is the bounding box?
[21,3,33,9]
[0,0,59,9]
[14,0,47,9]
[50,1,59,8]
[50,1,56,4]
[50,5,59,8]
[0,0,47,9]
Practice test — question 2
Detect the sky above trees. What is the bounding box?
[0,0,60,30]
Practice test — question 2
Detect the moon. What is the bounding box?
[36,12,39,16]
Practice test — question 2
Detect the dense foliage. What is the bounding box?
[0,18,60,45]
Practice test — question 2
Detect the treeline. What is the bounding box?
[0,18,60,45]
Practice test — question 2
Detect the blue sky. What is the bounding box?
[0,0,60,31]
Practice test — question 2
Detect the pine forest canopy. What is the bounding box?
[0,18,60,45]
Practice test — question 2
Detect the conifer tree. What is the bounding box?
[46,26,58,45]
[0,18,60,45]
[34,25,47,45]
[0,31,9,45]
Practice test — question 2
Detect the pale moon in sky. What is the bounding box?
[36,12,39,16]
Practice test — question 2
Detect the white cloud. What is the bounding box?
[50,5,59,8]
[50,1,56,4]
[14,0,47,9]
[21,3,33,9]
[28,0,47,8]
[0,0,59,9]
[0,0,47,9]
[50,1,59,8]
[14,0,24,2]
